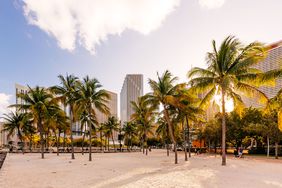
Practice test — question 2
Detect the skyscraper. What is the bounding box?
[120,74,143,125]
[95,90,118,124]
[15,83,29,113]
[243,41,282,108]
[73,90,118,137]
[203,41,282,120]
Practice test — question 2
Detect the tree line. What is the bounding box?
[2,36,282,166]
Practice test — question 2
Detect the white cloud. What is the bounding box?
[198,0,225,9]
[0,93,11,116]
[23,0,180,54]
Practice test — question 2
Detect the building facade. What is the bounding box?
[15,83,29,113]
[120,74,143,126]
[95,90,118,124]
[94,90,118,140]
[202,41,282,120]
[243,41,282,108]
[0,122,8,147]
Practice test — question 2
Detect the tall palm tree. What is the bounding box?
[264,89,282,159]
[148,71,182,164]
[103,124,112,151]
[2,112,33,152]
[97,124,105,152]
[168,87,204,160]
[187,36,276,165]
[50,74,79,159]
[12,86,57,159]
[103,116,119,151]
[76,76,110,161]
[21,115,36,151]
[45,107,68,156]
[131,95,157,155]
[79,109,97,155]
[122,121,137,151]
[156,116,170,156]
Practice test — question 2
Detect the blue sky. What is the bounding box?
[0,0,282,115]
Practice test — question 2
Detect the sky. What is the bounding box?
[0,0,282,116]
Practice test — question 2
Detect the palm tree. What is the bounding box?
[122,121,137,151]
[79,109,97,155]
[50,74,79,159]
[103,125,112,151]
[97,124,105,152]
[76,76,110,161]
[103,116,119,151]
[187,36,274,165]
[45,107,68,156]
[148,71,182,164]
[131,95,157,155]
[12,86,57,159]
[2,112,33,153]
[168,88,204,160]
[156,116,170,156]
[264,89,282,159]
[21,115,36,151]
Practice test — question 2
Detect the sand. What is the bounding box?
[0,150,282,188]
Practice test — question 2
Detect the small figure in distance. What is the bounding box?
[238,147,243,158]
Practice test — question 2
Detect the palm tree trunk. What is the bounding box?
[29,134,33,152]
[182,119,187,161]
[142,136,145,154]
[166,128,170,157]
[69,108,75,159]
[166,141,169,156]
[145,133,148,156]
[221,89,227,166]
[63,130,66,153]
[82,130,86,155]
[186,116,191,158]
[100,131,103,152]
[112,132,116,152]
[267,136,270,157]
[275,142,279,159]
[130,135,133,151]
[18,129,24,155]
[163,107,178,164]
[38,118,44,159]
[46,129,50,151]
[55,131,59,156]
[89,123,92,161]
[108,137,110,151]
[127,138,129,151]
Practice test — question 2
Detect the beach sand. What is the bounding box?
[1,150,282,188]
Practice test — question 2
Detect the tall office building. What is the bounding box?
[120,74,143,125]
[15,83,29,112]
[0,122,8,147]
[243,41,282,107]
[95,90,118,124]
[95,90,118,140]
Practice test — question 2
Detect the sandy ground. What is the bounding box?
[1,150,282,188]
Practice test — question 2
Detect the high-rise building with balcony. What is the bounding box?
[202,41,282,120]
[72,90,117,137]
[120,74,143,125]
[243,41,282,108]
[95,90,118,124]
[15,83,29,113]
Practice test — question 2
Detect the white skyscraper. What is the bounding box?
[120,74,143,125]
